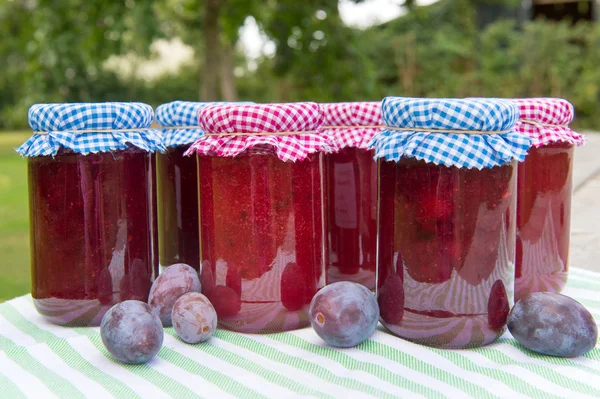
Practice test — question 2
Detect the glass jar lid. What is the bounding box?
[511,98,585,148]
[318,102,382,151]
[17,102,163,157]
[187,102,329,162]
[370,97,532,169]
[155,101,210,149]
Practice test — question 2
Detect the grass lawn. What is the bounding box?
[0,132,31,302]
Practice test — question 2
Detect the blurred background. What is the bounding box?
[1,0,599,301]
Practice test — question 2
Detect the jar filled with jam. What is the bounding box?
[155,101,209,272]
[320,102,381,290]
[511,99,585,301]
[186,103,328,333]
[18,103,162,326]
[373,97,531,348]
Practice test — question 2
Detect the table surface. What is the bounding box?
[1,267,600,399]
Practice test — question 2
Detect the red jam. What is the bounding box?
[515,142,574,301]
[198,152,325,333]
[156,146,200,271]
[326,147,377,290]
[377,158,516,348]
[28,149,158,326]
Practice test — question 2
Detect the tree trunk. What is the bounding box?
[201,0,221,101]
[276,78,292,102]
[219,40,238,101]
[393,33,416,96]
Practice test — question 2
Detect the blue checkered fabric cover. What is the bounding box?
[370,97,532,169]
[17,102,163,157]
[155,101,210,148]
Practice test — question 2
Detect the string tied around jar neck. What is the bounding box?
[202,125,516,136]
[33,126,205,135]
[33,122,564,136]
[322,120,568,134]
[204,126,513,136]
[324,125,516,135]
[518,120,570,129]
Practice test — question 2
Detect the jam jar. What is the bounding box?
[187,102,328,333]
[321,102,381,290]
[18,102,162,326]
[511,99,585,301]
[373,97,531,348]
[155,101,208,272]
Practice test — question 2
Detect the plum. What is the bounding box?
[100,300,163,364]
[309,282,379,348]
[172,293,217,344]
[148,263,201,326]
[508,292,597,358]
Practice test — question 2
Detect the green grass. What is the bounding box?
[0,132,31,302]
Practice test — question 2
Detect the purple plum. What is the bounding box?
[148,263,201,326]
[100,300,163,364]
[172,292,218,344]
[309,282,379,348]
[508,292,597,358]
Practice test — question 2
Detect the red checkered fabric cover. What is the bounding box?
[318,102,382,151]
[512,98,585,148]
[185,102,329,161]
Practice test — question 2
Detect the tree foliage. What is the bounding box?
[1,0,599,129]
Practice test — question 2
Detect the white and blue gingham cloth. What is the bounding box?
[370,97,532,169]
[155,101,209,148]
[17,102,164,157]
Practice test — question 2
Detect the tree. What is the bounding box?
[157,0,376,102]
[155,0,261,101]
[0,0,160,127]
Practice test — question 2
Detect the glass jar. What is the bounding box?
[198,152,325,333]
[29,148,157,326]
[155,101,209,273]
[509,97,583,302]
[322,102,381,291]
[326,147,377,289]
[515,142,574,301]
[377,158,516,348]
[156,146,200,271]
[192,102,328,333]
[372,96,528,349]
[21,102,160,326]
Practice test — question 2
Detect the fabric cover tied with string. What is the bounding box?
[155,101,211,148]
[370,97,531,169]
[17,102,163,156]
[511,98,586,148]
[317,101,383,151]
[185,102,329,161]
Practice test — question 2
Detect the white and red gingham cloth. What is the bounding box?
[185,103,329,162]
[318,102,382,151]
[512,98,585,147]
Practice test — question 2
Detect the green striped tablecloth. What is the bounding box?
[1,267,600,399]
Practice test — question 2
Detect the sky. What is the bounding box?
[339,0,440,28]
